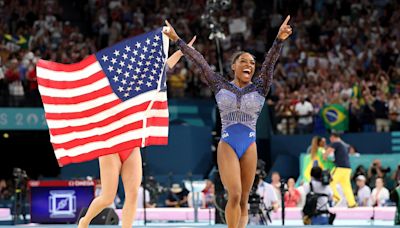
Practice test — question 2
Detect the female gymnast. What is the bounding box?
[78,36,196,228]
[163,16,292,228]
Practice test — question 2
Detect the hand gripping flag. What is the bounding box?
[36,28,169,166]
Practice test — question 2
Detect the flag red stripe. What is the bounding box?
[37,55,97,72]
[41,86,113,105]
[37,71,105,90]
[144,136,169,146]
[45,99,122,120]
[151,100,168,110]
[56,138,143,166]
[146,117,169,127]
[52,121,145,150]
[49,101,167,136]
[56,137,167,166]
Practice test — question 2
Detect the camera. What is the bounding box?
[321,170,332,185]
[248,174,261,213]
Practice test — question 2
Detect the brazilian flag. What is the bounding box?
[3,34,28,49]
[320,104,349,131]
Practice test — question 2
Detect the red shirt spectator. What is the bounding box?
[284,178,301,207]
[26,66,37,91]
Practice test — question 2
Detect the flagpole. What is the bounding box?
[142,147,147,226]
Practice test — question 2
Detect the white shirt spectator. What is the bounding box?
[371,187,390,206]
[257,181,278,209]
[137,186,150,208]
[357,185,371,206]
[295,101,313,125]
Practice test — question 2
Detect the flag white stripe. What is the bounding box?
[36,62,102,81]
[46,90,166,128]
[55,126,168,158]
[51,108,169,144]
[38,78,109,97]
[43,93,117,113]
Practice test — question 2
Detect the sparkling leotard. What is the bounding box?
[177,38,283,158]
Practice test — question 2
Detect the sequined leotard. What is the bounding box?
[177,39,283,158]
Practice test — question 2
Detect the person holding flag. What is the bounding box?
[162,16,292,228]
[36,28,195,228]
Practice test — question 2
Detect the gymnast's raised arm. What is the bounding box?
[162,20,217,86]
[256,15,292,96]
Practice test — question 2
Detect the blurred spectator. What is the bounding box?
[294,95,313,134]
[137,184,155,208]
[360,92,376,132]
[270,172,282,205]
[389,93,400,131]
[284,178,301,207]
[392,165,400,187]
[373,90,390,132]
[371,177,390,207]
[0,179,13,200]
[355,175,371,207]
[368,159,391,188]
[348,145,360,157]
[167,63,187,98]
[352,165,368,185]
[0,58,6,106]
[5,58,24,106]
[202,179,215,208]
[165,183,189,207]
[276,98,296,134]
[188,191,206,208]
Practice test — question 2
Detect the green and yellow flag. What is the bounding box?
[320,104,349,131]
[3,34,28,49]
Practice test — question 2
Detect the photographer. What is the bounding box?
[12,168,28,224]
[368,159,391,188]
[248,172,279,225]
[392,165,400,187]
[303,167,333,225]
[255,174,279,212]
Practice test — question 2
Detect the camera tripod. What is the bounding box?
[249,197,272,225]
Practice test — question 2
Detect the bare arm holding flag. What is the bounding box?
[166,36,196,69]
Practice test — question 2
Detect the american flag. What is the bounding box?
[36,28,169,166]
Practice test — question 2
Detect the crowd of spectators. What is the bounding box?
[0,179,13,201]
[0,0,399,137]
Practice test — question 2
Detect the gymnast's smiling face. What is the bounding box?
[231,52,256,84]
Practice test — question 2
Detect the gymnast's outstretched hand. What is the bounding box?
[277,15,292,41]
[163,20,180,42]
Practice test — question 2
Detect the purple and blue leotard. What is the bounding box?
[177,38,283,159]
